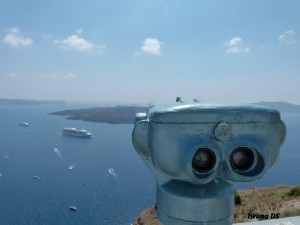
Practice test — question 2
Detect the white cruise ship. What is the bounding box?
[63,127,93,138]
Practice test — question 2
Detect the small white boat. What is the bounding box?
[19,122,29,126]
[68,163,76,170]
[69,206,77,211]
[108,167,117,177]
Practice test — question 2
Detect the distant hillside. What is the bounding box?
[49,105,148,124]
[0,98,65,105]
[49,101,300,124]
[254,101,300,113]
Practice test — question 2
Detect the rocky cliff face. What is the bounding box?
[132,205,162,225]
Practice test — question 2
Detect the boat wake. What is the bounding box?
[53,147,63,160]
[108,167,117,178]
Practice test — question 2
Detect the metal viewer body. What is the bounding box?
[132,103,286,225]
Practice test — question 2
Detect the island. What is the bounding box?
[255,101,300,113]
[49,105,148,124]
[48,101,300,125]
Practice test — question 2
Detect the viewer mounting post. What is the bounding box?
[132,102,286,225]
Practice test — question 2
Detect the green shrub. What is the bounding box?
[234,191,242,205]
[281,208,300,218]
[289,186,300,196]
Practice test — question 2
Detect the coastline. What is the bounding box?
[47,101,300,124]
[48,105,148,124]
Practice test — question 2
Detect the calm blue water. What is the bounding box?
[0,104,299,225]
[0,104,155,225]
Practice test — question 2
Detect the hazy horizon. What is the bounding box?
[1,1,299,104]
[2,97,300,110]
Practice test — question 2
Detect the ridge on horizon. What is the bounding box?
[0,98,65,105]
[47,101,300,125]
[2,97,300,113]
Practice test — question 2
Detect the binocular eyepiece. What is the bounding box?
[192,146,255,174]
[192,147,216,173]
[230,147,254,172]
[132,103,286,225]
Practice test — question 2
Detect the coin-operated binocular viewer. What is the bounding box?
[132,103,286,225]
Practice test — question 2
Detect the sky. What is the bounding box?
[0,0,299,104]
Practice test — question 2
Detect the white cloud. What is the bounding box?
[76,28,83,34]
[63,73,75,79]
[41,73,75,79]
[225,36,250,54]
[54,34,105,55]
[226,47,240,54]
[141,38,162,55]
[244,47,250,53]
[227,37,242,46]
[10,27,20,33]
[41,74,59,79]
[279,30,298,45]
[2,27,33,47]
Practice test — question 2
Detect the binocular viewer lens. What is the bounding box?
[192,148,216,173]
[230,147,254,172]
[192,147,255,174]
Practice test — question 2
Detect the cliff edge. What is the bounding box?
[132,185,300,224]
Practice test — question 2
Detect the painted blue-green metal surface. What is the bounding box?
[132,103,286,225]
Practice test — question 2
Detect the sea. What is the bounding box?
[0,103,299,225]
